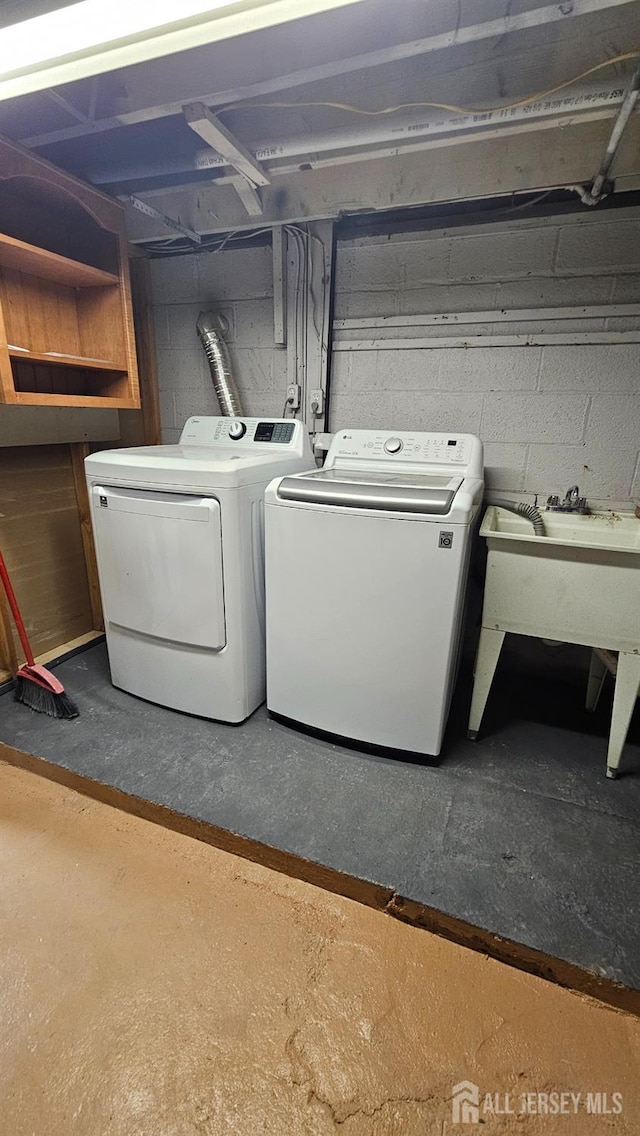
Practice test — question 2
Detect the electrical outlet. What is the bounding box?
[286,383,301,410]
[310,389,324,415]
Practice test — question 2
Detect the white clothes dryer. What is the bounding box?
[85,416,313,722]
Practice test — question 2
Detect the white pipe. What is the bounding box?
[193,82,626,174]
[574,66,640,205]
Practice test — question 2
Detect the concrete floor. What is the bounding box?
[1,637,639,999]
[2,761,639,1135]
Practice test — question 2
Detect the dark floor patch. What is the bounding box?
[1,638,639,990]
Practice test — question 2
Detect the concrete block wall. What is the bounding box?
[333,210,640,507]
[150,244,287,442]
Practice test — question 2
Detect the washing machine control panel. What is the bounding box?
[181,416,298,447]
[331,430,479,469]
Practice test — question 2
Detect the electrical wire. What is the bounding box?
[503,189,556,213]
[282,229,302,421]
[222,51,640,119]
[144,226,273,257]
[147,221,315,418]
[291,225,322,341]
[285,222,329,426]
[285,225,304,419]
[287,224,325,336]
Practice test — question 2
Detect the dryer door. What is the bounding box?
[91,485,226,649]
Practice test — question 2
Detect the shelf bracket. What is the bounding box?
[126,196,201,244]
[183,101,270,189]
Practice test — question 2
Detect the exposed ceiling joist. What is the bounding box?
[45,89,90,125]
[123,115,638,241]
[120,104,621,207]
[183,101,270,188]
[101,76,626,199]
[0,0,369,104]
[17,0,634,149]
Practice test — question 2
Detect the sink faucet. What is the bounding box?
[546,485,589,514]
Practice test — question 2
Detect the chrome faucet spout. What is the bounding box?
[546,485,590,514]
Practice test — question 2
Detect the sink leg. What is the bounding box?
[468,628,505,741]
[586,649,607,712]
[606,652,640,780]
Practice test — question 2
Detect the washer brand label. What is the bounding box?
[99,495,108,507]
[439,531,454,548]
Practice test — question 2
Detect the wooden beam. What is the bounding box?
[32,629,104,667]
[232,176,263,216]
[123,116,628,239]
[183,102,270,188]
[69,443,104,632]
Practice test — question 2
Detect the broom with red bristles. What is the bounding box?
[0,550,79,719]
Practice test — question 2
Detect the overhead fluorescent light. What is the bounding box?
[0,0,367,103]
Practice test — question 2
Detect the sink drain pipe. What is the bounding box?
[491,499,545,536]
[196,311,244,416]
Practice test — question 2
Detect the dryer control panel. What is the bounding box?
[328,430,483,478]
[180,416,300,448]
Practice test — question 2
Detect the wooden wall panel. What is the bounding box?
[0,268,81,356]
[120,255,162,447]
[0,445,94,679]
[69,442,103,632]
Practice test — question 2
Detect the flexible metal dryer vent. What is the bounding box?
[196,311,244,417]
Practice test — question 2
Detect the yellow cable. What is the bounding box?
[224,51,640,117]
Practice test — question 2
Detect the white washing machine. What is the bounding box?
[265,428,484,758]
[85,416,313,722]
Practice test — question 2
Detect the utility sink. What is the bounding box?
[469,507,640,779]
[483,507,640,553]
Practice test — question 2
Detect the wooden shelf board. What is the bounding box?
[13,391,140,408]
[0,232,119,288]
[9,347,126,371]
[0,624,105,690]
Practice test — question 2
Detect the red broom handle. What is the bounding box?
[0,551,35,667]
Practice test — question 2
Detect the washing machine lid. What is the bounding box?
[276,468,463,514]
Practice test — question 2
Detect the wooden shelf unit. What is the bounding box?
[0,134,140,409]
[8,347,125,370]
[0,232,119,288]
